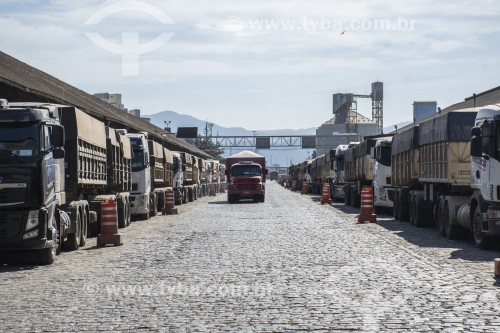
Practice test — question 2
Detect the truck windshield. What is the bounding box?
[173,157,180,174]
[131,150,145,172]
[336,156,345,171]
[232,165,261,176]
[377,146,392,166]
[495,122,500,161]
[0,123,39,158]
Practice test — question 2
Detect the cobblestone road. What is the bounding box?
[1,182,500,332]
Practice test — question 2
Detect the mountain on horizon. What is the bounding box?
[147,110,316,137]
[145,110,410,166]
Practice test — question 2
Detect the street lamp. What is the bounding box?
[164,120,172,132]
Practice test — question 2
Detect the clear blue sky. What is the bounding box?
[1,0,499,130]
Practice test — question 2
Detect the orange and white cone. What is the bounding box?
[97,199,123,246]
[162,190,178,215]
[320,183,331,204]
[357,187,377,223]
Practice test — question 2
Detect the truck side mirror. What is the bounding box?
[470,135,482,157]
[51,125,65,148]
[53,148,65,159]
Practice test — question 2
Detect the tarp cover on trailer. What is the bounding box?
[228,150,264,158]
[119,133,132,160]
[355,139,377,158]
[392,126,419,155]
[419,111,477,145]
[74,108,106,149]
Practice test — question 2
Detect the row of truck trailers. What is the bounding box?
[0,100,227,265]
[288,104,500,250]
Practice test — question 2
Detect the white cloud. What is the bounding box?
[1,0,500,130]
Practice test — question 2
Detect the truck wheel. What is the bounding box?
[80,208,87,247]
[393,192,400,220]
[399,191,410,222]
[118,197,126,228]
[409,195,415,225]
[344,188,350,205]
[260,195,265,203]
[444,202,460,240]
[38,246,56,265]
[55,213,63,255]
[188,188,194,202]
[473,205,492,249]
[414,197,426,228]
[64,207,80,251]
[150,195,157,217]
[126,200,131,226]
[437,198,446,236]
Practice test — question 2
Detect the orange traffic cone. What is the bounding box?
[301,182,308,195]
[320,183,331,204]
[357,187,377,223]
[162,190,178,215]
[97,199,123,246]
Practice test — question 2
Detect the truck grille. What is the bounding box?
[0,187,26,204]
[0,213,23,239]
[238,184,258,191]
[387,189,395,201]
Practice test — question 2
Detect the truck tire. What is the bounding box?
[260,195,265,203]
[399,190,410,222]
[80,207,87,247]
[344,187,350,205]
[444,201,460,240]
[473,205,492,249]
[414,196,426,228]
[126,200,131,226]
[436,198,446,236]
[409,194,415,225]
[64,207,80,251]
[393,192,400,220]
[150,195,157,217]
[188,188,194,202]
[37,246,56,265]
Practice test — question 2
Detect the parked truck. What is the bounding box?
[198,158,209,197]
[331,144,348,201]
[225,151,267,203]
[0,101,134,264]
[343,136,394,213]
[127,132,153,220]
[390,107,500,248]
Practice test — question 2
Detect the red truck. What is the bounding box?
[225,151,268,203]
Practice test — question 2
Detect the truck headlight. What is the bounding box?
[23,229,39,239]
[25,210,39,231]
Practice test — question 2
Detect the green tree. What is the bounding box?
[194,135,224,159]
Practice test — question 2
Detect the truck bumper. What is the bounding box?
[130,193,149,215]
[0,209,52,251]
[0,238,51,251]
[228,189,265,198]
[483,218,500,236]
[332,186,345,200]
